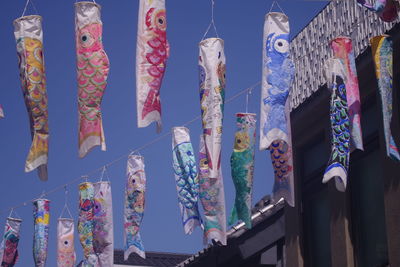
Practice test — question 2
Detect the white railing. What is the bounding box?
[290,0,399,109]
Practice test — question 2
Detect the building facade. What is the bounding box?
[177,1,400,267]
[286,1,400,266]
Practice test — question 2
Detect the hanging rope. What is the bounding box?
[21,0,38,17]
[8,208,21,220]
[245,86,254,114]
[268,1,286,14]
[1,80,261,215]
[59,186,73,219]
[99,166,110,182]
[201,0,220,41]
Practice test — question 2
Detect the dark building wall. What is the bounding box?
[285,25,400,267]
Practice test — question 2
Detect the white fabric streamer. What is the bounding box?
[124,155,146,260]
[259,12,294,151]
[57,218,76,267]
[198,37,226,179]
[93,182,114,267]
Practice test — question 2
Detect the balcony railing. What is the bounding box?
[290,0,399,109]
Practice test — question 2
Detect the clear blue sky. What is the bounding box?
[0,0,326,265]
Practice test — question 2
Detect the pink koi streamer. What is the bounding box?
[75,2,110,158]
[136,0,169,132]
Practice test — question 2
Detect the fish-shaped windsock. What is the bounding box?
[57,218,76,267]
[198,135,227,245]
[229,113,256,229]
[270,102,295,207]
[136,0,169,132]
[14,15,49,181]
[93,182,114,267]
[33,199,50,267]
[322,59,351,192]
[357,0,398,22]
[260,12,295,151]
[172,127,201,235]
[124,155,146,260]
[331,37,363,151]
[0,105,4,119]
[370,35,400,161]
[77,182,97,266]
[75,2,110,158]
[199,38,226,179]
[0,217,22,267]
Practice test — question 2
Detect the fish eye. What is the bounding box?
[274,39,289,53]
[81,34,88,42]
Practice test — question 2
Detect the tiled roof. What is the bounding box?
[176,195,285,266]
[114,250,191,267]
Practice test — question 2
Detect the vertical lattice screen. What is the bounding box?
[290,0,398,110]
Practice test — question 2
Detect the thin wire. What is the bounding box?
[201,0,220,41]
[1,80,261,215]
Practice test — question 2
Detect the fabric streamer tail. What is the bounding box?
[198,135,227,245]
[33,199,50,267]
[75,2,109,158]
[93,181,114,267]
[78,182,97,266]
[136,0,169,132]
[0,105,4,119]
[229,113,256,228]
[271,103,295,206]
[259,12,294,151]
[330,36,363,151]
[0,217,22,267]
[322,58,351,192]
[124,155,146,260]
[357,0,398,22]
[198,38,226,179]
[172,127,202,235]
[370,35,400,161]
[14,15,49,181]
[57,218,76,267]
